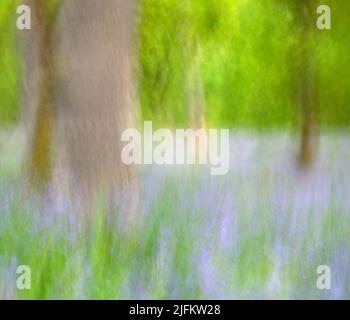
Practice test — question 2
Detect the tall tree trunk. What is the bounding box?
[55,0,138,220]
[23,0,138,222]
[185,41,207,164]
[25,0,56,186]
[298,0,318,169]
[186,41,206,130]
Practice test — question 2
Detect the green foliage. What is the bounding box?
[0,0,22,125]
[138,0,350,128]
[0,0,349,128]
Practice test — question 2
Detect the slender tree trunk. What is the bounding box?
[25,0,56,186]
[186,41,206,130]
[298,0,318,169]
[185,41,207,164]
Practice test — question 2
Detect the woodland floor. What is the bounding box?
[0,129,349,299]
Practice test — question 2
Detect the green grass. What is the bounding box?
[1,149,349,300]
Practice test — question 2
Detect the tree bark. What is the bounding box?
[298,0,318,169]
[186,41,206,130]
[24,0,138,222]
[55,0,138,219]
[24,0,56,186]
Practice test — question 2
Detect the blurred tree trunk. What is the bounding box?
[186,41,206,130]
[185,41,207,163]
[24,0,138,221]
[25,0,57,186]
[55,0,138,220]
[298,0,318,169]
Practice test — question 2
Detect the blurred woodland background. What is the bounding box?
[0,0,349,179]
[1,1,349,127]
[0,0,349,299]
[1,0,349,126]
